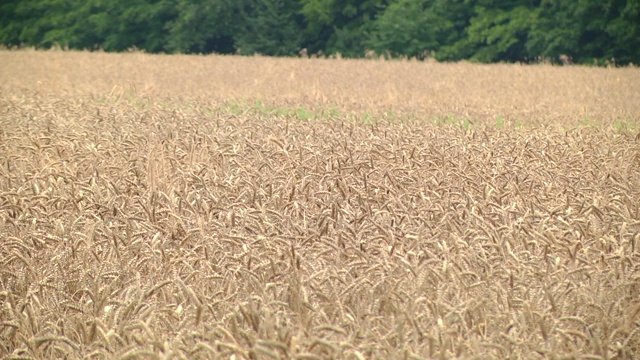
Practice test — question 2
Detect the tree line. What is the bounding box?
[1,0,638,65]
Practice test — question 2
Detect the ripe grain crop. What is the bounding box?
[1,49,639,359]
[1,49,639,125]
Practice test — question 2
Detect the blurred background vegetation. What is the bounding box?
[1,0,638,65]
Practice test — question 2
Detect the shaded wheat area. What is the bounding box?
[1,51,640,359]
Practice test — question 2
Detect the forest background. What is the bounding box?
[1,0,639,65]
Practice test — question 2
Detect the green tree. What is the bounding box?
[110,0,177,52]
[0,0,637,65]
[234,0,304,56]
[605,0,640,64]
[166,0,236,54]
[527,0,639,65]
[467,5,538,62]
[68,0,177,52]
[433,0,476,60]
[526,0,580,62]
[2,0,79,48]
[0,0,177,51]
[366,0,473,60]
[0,0,20,46]
[366,0,449,58]
[451,1,539,63]
[300,0,388,56]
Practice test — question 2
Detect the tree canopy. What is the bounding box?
[1,0,638,65]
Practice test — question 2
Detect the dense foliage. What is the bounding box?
[1,0,638,65]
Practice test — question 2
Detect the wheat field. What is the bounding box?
[1,50,640,359]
